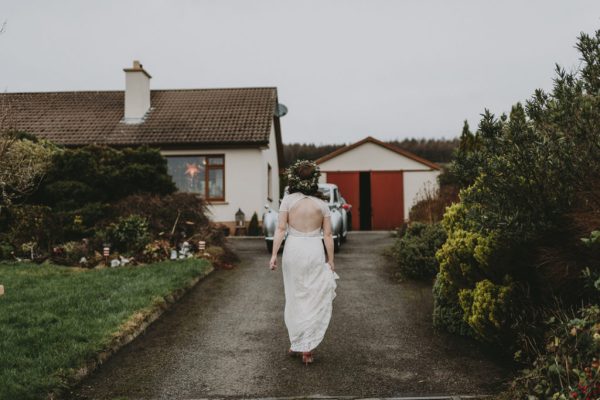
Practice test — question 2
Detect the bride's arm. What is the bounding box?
[269,210,287,270]
[322,216,334,270]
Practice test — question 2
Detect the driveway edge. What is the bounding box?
[48,263,215,400]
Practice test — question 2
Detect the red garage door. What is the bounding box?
[371,171,404,230]
[325,170,404,230]
[324,171,359,230]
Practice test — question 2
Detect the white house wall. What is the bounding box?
[403,170,441,221]
[318,141,430,171]
[260,123,281,212]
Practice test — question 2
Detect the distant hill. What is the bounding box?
[283,137,459,167]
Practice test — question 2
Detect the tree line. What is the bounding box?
[282,137,459,167]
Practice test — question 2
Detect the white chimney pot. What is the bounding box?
[123,60,152,123]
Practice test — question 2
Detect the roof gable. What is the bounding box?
[315,136,440,170]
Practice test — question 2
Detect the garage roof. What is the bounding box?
[315,136,441,170]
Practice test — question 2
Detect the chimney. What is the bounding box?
[123,60,152,123]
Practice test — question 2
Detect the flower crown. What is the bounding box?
[286,159,321,194]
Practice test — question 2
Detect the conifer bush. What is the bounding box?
[247,212,261,236]
[388,222,446,280]
[432,29,600,354]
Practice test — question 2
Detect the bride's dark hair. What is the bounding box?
[287,160,327,200]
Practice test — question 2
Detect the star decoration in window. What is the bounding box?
[185,163,201,178]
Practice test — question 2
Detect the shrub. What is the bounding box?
[0,204,54,259]
[0,241,14,260]
[432,31,600,349]
[50,241,91,266]
[388,222,446,280]
[141,239,172,263]
[0,136,57,214]
[432,273,473,336]
[247,212,260,236]
[110,192,209,243]
[458,277,518,343]
[100,215,151,256]
[29,145,176,211]
[499,304,600,399]
[408,179,459,224]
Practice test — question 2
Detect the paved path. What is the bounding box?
[68,232,512,400]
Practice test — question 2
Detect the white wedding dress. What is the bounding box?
[279,192,340,352]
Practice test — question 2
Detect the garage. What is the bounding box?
[315,136,441,230]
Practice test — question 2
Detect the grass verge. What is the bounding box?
[0,258,213,400]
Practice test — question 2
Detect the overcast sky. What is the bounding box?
[1,1,599,144]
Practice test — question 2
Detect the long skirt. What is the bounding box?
[282,231,340,352]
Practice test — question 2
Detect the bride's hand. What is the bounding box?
[327,260,335,271]
[269,255,277,271]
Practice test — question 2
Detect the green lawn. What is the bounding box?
[0,259,212,400]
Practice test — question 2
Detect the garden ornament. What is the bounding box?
[235,208,246,227]
[119,256,132,266]
[198,240,209,257]
[179,241,193,259]
[103,243,111,265]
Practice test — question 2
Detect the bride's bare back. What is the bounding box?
[288,197,324,232]
[270,191,334,272]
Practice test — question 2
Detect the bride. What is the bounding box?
[269,159,340,365]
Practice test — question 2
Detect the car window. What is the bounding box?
[318,186,331,202]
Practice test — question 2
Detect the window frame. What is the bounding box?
[267,162,273,201]
[166,154,225,202]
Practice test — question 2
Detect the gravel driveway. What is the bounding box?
[68,231,512,400]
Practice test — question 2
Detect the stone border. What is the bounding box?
[225,396,490,400]
[47,263,215,400]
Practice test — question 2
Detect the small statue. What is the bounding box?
[179,241,193,259]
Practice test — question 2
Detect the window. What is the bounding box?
[318,186,331,202]
[166,155,225,201]
[267,163,273,200]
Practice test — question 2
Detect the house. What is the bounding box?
[315,136,441,230]
[1,61,284,234]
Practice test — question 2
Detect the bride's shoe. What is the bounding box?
[302,351,314,365]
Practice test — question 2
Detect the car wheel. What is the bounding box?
[266,241,273,253]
